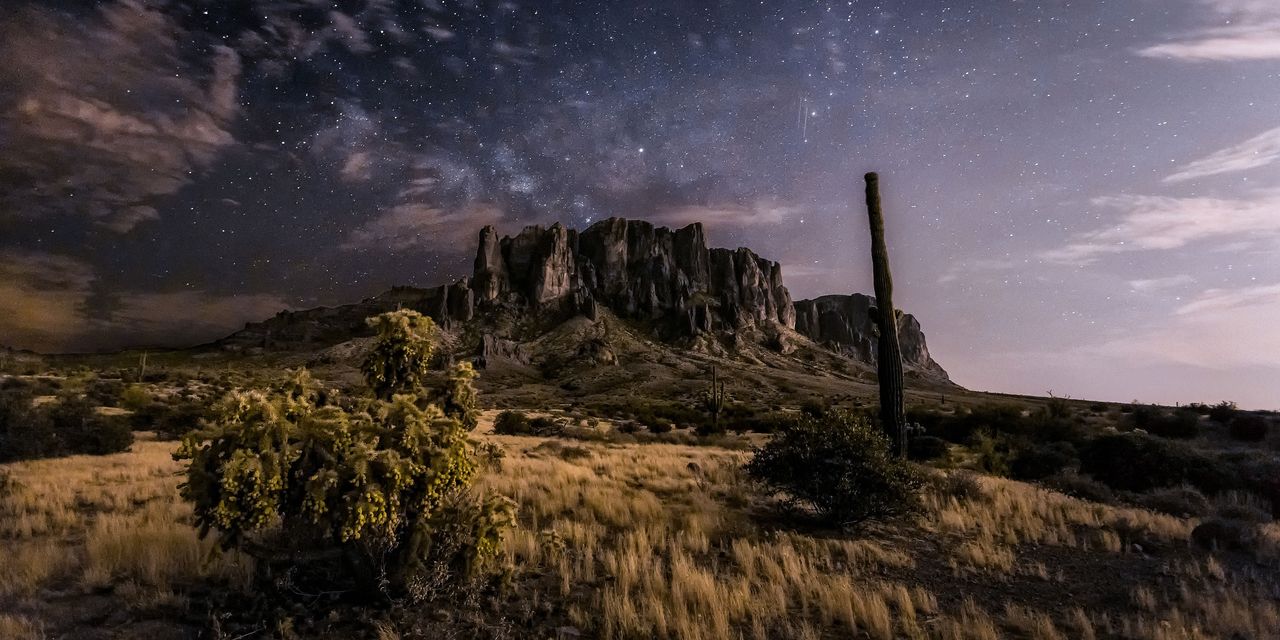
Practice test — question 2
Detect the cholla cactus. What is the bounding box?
[362,309,438,399]
[176,312,514,596]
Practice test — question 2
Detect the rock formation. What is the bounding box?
[473,219,793,335]
[793,294,947,377]
[216,216,948,381]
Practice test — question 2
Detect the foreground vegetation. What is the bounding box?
[1,420,1277,638]
[2,316,1278,638]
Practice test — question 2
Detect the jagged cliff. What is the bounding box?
[472,219,793,335]
[218,217,948,380]
[794,294,947,378]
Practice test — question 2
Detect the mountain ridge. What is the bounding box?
[218,217,949,381]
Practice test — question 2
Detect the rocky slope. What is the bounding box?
[218,217,948,380]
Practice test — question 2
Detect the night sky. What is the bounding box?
[1,0,1277,408]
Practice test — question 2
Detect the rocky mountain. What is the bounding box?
[794,294,947,377]
[218,217,948,380]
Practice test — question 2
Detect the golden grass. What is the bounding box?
[0,441,251,601]
[3,433,1277,639]
[0,614,43,640]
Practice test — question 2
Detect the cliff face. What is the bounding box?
[217,217,948,381]
[793,294,947,377]
[474,218,794,334]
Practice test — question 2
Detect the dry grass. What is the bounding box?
[0,614,43,640]
[3,433,1277,639]
[0,441,252,603]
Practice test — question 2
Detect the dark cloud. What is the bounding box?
[0,0,241,232]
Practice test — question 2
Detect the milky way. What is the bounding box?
[1,0,1278,407]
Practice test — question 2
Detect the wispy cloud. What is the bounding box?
[1128,274,1196,292]
[1093,283,1280,370]
[1139,0,1280,62]
[343,203,504,251]
[1040,191,1280,264]
[649,200,802,230]
[0,1,241,232]
[1166,126,1280,182]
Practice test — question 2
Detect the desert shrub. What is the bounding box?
[177,311,515,599]
[528,416,562,436]
[1043,471,1116,504]
[153,400,211,439]
[920,404,1073,444]
[1134,486,1211,518]
[118,384,152,411]
[647,418,674,434]
[47,395,134,456]
[1079,434,1236,494]
[1089,402,1109,413]
[493,410,532,435]
[1130,404,1162,430]
[1044,393,1073,420]
[1209,401,1238,424]
[745,410,921,526]
[1191,518,1254,552]
[1229,415,1269,442]
[738,411,797,433]
[1143,409,1201,439]
[799,398,828,418]
[0,388,51,462]
[931,470,983,501]
[907,435,949,461]
[1009,441,1077,481]
[1213,491,1273,523]
[85,378,125,407]
[0,391,132,462]
[972,432,1012,476]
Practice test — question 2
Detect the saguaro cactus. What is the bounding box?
[701,365,727,434]
[864,172,907,458]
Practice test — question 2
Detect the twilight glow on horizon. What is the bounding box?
[0,0,1277,408]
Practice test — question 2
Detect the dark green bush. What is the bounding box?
[745,410,921,526]
[1010,441,1078,480]
[85,378,125,407]
[972,432,1012,476]
[799,399,828,418]
[1079,434,1236,493]
[0,388,51,462]
[1134,486,1211,518]
[1044,471,1115,504]
[1143,409,1201,439]
[906,435,949,461]
[0,390,133,462]
[133,398,212,440]
[529,416,562,435]
[47,395,133,456]
[1229,415,1269,442]
[648,418,674,434]
[493,410,532,435]
[1208,401,1238,424]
